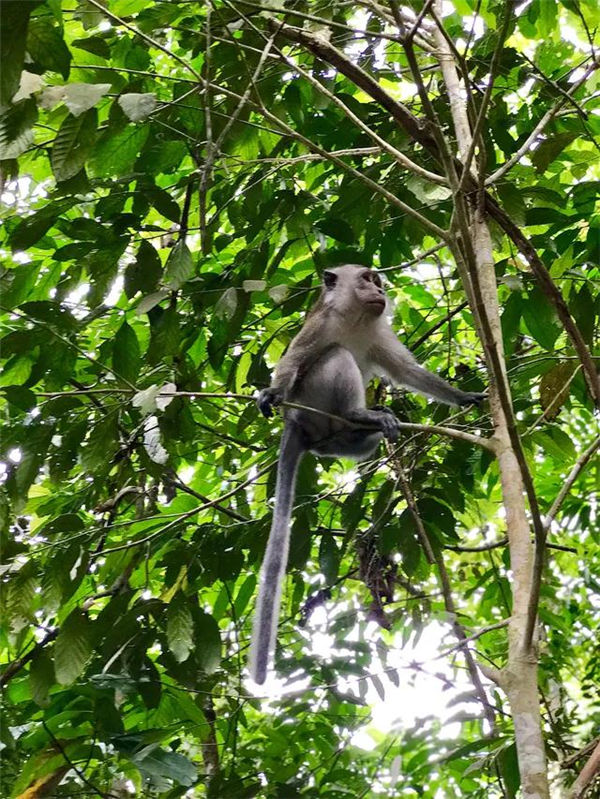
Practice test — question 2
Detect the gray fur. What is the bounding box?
[250,265,483,684]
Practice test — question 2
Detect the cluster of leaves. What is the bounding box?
[0,0,599,797]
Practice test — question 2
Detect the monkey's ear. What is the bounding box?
[323,270,337,289]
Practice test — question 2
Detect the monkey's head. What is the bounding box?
[322,264,387,317]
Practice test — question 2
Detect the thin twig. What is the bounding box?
[544,434,600,528]
[393,456,497,730]
[570,739,600,799]
[42,721,115,799]
[437,619,509,659]
[457,0,515,187]
[282,400,495,451]
[92,461,274,557]
[232,2,447,185]
[486,58,599,186]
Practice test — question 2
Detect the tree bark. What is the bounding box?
[433,14,550,798]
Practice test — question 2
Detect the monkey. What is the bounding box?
[249,264,484,684]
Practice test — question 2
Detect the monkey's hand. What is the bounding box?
[257,387,284,418]
[458,391,487,407]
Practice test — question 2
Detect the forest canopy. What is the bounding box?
[0,1,599,798]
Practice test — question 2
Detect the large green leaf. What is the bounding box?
[167,592,194,663]
[54,609,94,685]
[51,109,97,182]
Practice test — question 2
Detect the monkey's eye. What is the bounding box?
[361,272,372,282]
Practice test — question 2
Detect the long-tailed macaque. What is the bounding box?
[250,265,483,683]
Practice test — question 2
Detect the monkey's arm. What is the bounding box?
[258,320,333,417]
[369,331,484,407]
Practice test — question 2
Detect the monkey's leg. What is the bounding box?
[344,407,400,442]
[298,347,400,458]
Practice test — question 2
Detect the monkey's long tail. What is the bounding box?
[249,426,304,685]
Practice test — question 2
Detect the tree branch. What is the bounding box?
[544,434,600,528]
[393,458,497,730]
[570,739,600,799]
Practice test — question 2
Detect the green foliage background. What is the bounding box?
[0,0,599,796]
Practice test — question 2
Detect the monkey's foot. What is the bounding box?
[371,408,401,442]
[257,387,283,418]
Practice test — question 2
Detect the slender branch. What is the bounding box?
[378,242,446,272]
[165,474,248,522]
[41,721,115,799]
[571,739,600,799]
[233,3,447,185]
[393,459,496,729]
[221,147,381,165]
[520,51,588,121]
[1,307,137,390]
[235,0,433,48]
[486,58,599,186]
[406,0,435,43]
[282,400,496,451]
[563,737,600,769]
[0,629,58,687]
[446,537,508,553]
[92,462,274,557]
[410,300,469,350]
[437,619,509,659]
[199,1,213,254]
[84,0,202,80]
[458,0,515,186]
[544,434,600,528]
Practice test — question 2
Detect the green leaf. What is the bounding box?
[63,82,111,117]
[496,743,520,799]
[6,563,37,632]
[0,1,37,105]
[30,650,54,707]
[319,534,340,584]
[0,97,38,160]
[531,132,578,173]
[71,36,111,59]
[147,307,181,364]
[569,285,595,345]
[113,322,141,383]
[194,609,221,673]
[51,109,97,182]
[119,92,157,122]
[125,239,162,297]
[6,424,53,508]
[7,206,60,251]
[92,124,149,177]
[163,240,194,289]
[54,609,94,684]
[143,183,181,223]
[2,385,37,412]
[27,16,72,79]
[234,574,257,618]
[81,415,119,472]
[341,481,367,533]
[167,592,194,663]
[315,217,355,244]
[522,289,560,350]
[130,745,197,787]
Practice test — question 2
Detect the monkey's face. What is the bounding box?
[323,265,387,317]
